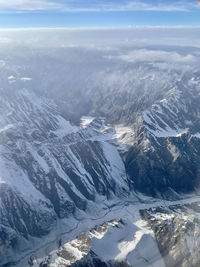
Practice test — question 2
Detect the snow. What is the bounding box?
[8,76,16,83]
[80,116,94,128]
[0,124,14,134]
[42,148,86,199]
[13,192,200,267]
[27,144,49,174]
[89,217,164,267]
[143,111,154,126]
[50,241,85,266]
[167,143,179,161]
[64,146,95,191]
[126,234,165,267]
[8,75,15,80]
[153,213,175,221]
[142,88,185,138]
[115,222,146,261]
[89,216,164,267]
[53,115,78,137]
[0,149,52,209]
[192,133,200,138]
[101,141,128,188]
[89,220,119,240]
[34,216,164,267]
[20,77,32,81]
[143,110,183,138]
[113,124,134,149]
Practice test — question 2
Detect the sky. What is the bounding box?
[0,0,200,28]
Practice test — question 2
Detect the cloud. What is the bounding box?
[0,0,62,11]
[0,37,12,43]
[0,27,200,71]
[118,49,196,63]
[94,1,190,12]
[0,0,198,12]
[115,48,198,71]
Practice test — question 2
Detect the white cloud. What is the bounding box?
[95,1,190,12]
[112,48,198,71]
[0,0,198,12]
[118,49,196,64]
[0,37,12,43]
[0,28,199,73]
[0,0,62,11]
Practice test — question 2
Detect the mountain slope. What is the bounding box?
[125,74,200,197]
[0,88,131,266]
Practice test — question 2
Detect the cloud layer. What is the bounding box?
[0,0,198,12]
[119,49,196,63]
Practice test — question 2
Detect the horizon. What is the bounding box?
[1,25,200,30]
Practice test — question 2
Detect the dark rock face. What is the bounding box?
[0,184,54,238]
[126,134,200,197]
[124,78,200,198]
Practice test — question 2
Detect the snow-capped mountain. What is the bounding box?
[125,73,200,197]
[2,69,200,267]
[0,86,134,266]
[1,28,200,267]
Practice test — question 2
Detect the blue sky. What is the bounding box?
[0,0,200,28]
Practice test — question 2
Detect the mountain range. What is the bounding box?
[1,28,200,267]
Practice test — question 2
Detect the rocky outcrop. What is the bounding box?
[140,203,200,267]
